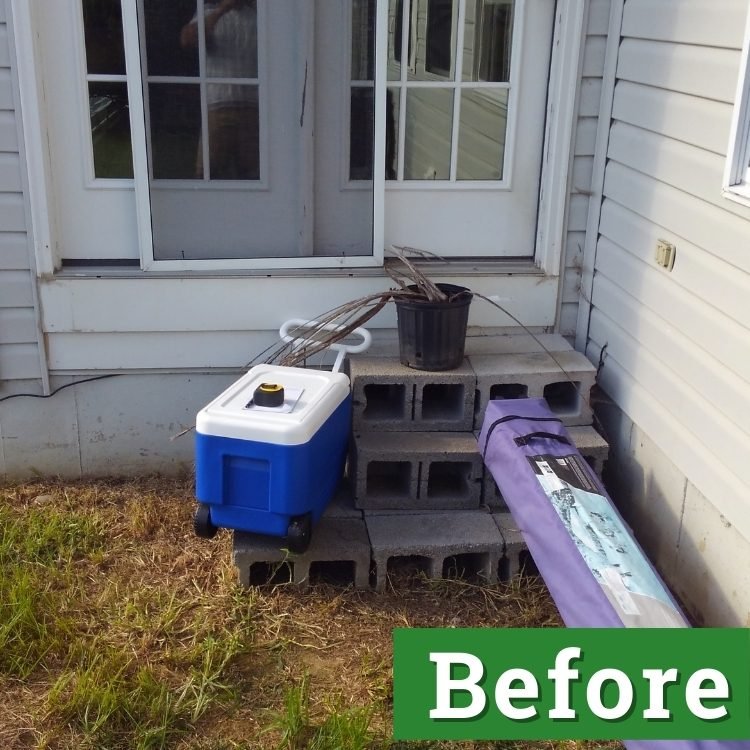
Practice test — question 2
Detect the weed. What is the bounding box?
[0,478,621,750]
[308,703,374,750]
[0,505,101,678]
[272,673,312,750]
[47,651,184,750]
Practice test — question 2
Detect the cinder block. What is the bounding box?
[470,350,596,428]
[233,516,371,589]
[567,425,610,477]
[492,513,527,580]
[322,480,362,519]
[347,357,475,431]
[366,510,504,592]
[481,426,609,512]
[466,332,574,357]
[352,432,482,510]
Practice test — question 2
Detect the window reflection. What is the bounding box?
[89,82,133,178]
[425,0,455,78]
[143,0,259,181]
[82,0,126,75]
[386,0,515,181]
[466,0,514,82]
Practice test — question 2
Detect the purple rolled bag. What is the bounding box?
[478,398,750,750]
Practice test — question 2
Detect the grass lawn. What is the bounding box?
[0,477,622,750]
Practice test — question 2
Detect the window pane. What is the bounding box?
[464,0,514,82]
[82,0,126,75]
[203,1,258,80]
[407,0,456,81]
[388,0,402,80]
[422,0,456,79]
[149,84,202,179]
[143,0,199,77]
[89,82,133,178]
[352,0,376,81]
[206,86,259,179]
[404,88,453,180]
[350,88,375,180]
[457,88,508,180]
[386,87,400,179]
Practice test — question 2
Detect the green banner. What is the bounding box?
[393,628,750,741]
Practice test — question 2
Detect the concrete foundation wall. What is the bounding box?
[596,391,750,628]
[0,372,240,479]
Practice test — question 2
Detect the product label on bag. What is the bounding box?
[528,453,683,627]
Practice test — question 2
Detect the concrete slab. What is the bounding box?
[366,510,503,591]
[352,432,482,510]
[322,480,362,519]
[233,516,371,589]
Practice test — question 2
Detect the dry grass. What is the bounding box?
[0,476,621,750]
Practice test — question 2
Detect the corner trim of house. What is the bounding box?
[8,0,56,278]
[5,0,50,392]
[575,0,625,352]
[535,0,587,277]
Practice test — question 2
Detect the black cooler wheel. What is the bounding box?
[286,513,312,553]
[193,503,218,539]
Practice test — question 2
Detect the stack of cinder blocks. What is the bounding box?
[233,334,608,590]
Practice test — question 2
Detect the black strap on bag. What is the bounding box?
[482,414,564,459]
[513,431,572,447]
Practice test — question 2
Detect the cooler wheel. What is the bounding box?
[286,513,312,554]
[193,503,218,539]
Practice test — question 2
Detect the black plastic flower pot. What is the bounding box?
[394,283,472,371]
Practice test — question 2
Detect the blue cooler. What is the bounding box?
[194,364,351,551]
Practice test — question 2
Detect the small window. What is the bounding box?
[724,8,750,205]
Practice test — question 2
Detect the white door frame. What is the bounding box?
[9,0,587,278]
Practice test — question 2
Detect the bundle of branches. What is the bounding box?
[253,246,464,368]
[259,291,393,368]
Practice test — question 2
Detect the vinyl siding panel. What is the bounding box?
[588,0,750,543]
[0,11,42,383]
[621,0,748,49]
[560,0,610,336]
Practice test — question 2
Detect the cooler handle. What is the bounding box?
[279,318,372,373]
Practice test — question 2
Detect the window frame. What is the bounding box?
[723,6,750,207]
[11,0,588,278]
[122,1,387,271]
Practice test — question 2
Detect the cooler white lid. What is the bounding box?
[196,364,350,445]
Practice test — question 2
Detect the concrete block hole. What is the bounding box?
[518,549,539,577]
[384,555,432,586]
[363,384,406,420]
[309,560,356,586]
[248,561,293,586]
[543,381,580,415]
[442,553,489,583]
[476,383,528,418]
[366,461,412,499]
[421,384,465,421]
[427,461,472,499]
[490,383,528,401]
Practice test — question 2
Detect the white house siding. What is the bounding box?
[0,2,42,387]
[585,0,750,625]
[559,0,610,337]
